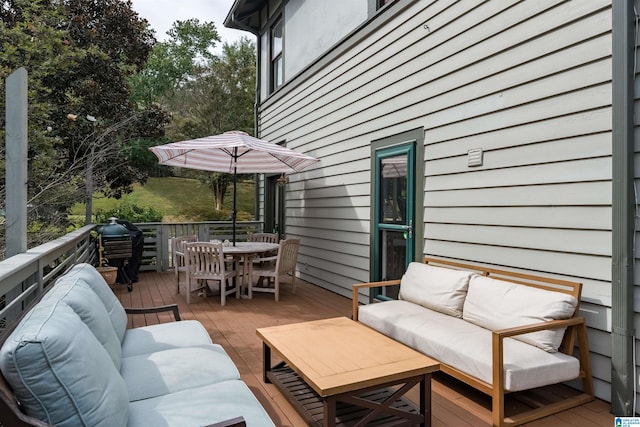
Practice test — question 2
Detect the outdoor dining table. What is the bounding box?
[216,241,279,298]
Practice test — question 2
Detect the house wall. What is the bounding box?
[284,0,368,79]
[633,0,640,415]
[256,0,615,403]
[259,0,368,101]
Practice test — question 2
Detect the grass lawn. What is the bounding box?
[71,176,255,222]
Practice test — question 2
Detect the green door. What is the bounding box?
[372,143,416,288]
[264,174,285,239]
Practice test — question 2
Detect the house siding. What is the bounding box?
[256,0,615,403]
[633,0,640,414]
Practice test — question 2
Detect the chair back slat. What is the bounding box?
[174,235,197,253]
[186,242,226,277]
[277,239,300,274]
[250,233,278,243]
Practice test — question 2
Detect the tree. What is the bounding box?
[168,37,256,139]
[130,21,256,215]
[167,38,257,212]
[0,0,168,251]
[127,19,221,180]
[129,18,220,107]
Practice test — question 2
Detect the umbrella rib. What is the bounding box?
[268,153,305,172]
[162,149,196,163]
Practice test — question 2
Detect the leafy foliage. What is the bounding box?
[129,18,220,107]
[94,203,162,224]
[0,0,170,250]
[166,37,256,209]
[130,22,256,211]
[0,2,258,257]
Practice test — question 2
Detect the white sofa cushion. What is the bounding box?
[44,277,123,369]
[66,263,128,342]
[359,300,579,391]
[128,380,275,427]
[398,262,475,317]
[121,344,240,401]
[121,320,213,357]
[463,275,578,352]
[0,299,129,426]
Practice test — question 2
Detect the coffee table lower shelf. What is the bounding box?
[267,364,421,427]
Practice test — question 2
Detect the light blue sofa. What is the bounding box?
[0,263,274,427]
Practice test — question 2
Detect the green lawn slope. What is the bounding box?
[72,176,255,222]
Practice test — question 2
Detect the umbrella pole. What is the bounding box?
[232,149,237,246]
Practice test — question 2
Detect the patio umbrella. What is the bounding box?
[149,131,319,244]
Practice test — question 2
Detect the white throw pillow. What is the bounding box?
[462,275,578,352]
[398,262,476,318]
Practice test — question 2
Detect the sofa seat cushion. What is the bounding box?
[359,300,579,391]
[127,379,275,427]
[398,262,476,318]
[44,277,123,369]
[463,275,578,352]
[0,299,129,427]
[121,320,212,358]
[121,344,241,401]
[65,263,128,342]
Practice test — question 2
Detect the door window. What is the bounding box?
[373,143,415,291]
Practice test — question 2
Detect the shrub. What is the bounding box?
[95,203,163,224]
[177,206,253,222]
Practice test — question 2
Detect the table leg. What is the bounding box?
[246,254,253,298]
[421,373,431,427]
[232,254,250,299]
[262,343,272,384]
[323,396,337,427]
[238,255,245,297]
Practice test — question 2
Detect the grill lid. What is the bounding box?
[97,217,129,238]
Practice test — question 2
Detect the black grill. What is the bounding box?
[100,236,133,292]
[102,238,133,261]
[98,218,134,292]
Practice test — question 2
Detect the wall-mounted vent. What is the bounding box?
[468,148,483,167]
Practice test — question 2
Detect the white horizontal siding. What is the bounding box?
[582,303,611,333]
[261,0,611,148]
[427,109,612,160]
[423,240,611,282]
[427,133,611,175]
[425,206,611,229]
[426,157,610,191]
[257,0,614,402]
[425,85,611,145]
[287,217,366,232]
[426,223,611,256]
[635,18,640,410]
[426,181,611,207]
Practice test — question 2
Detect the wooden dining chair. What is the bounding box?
[250,238,300,302]
[172,235,197,293]
[184,242,238,305]
[249,233,279,267]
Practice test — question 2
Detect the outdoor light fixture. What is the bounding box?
[277,173,289,186]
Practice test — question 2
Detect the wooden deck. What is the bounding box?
[115,270,614,427]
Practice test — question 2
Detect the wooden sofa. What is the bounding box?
[352,257,594,427]
[0,263,273,427]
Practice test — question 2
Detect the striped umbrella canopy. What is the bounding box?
[149,131,319,243]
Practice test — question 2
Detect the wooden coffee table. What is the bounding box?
[256,317,439,426]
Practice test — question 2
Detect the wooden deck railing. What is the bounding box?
[0,225,97,330]
[135,221,263,272]
[0,220,263,329]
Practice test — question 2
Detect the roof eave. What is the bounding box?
[224,0,266,35]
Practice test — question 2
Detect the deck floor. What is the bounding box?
[115,270,614,427]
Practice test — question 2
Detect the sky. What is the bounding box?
[129,0,250,52]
